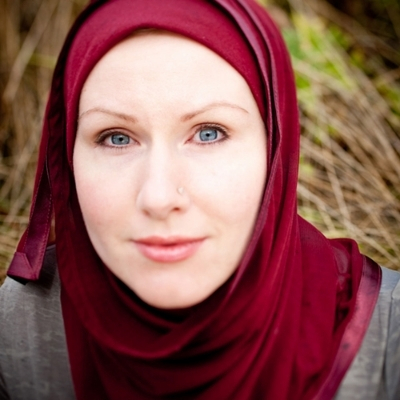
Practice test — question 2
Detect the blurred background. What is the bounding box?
[1,0,400,282]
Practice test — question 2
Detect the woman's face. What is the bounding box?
[74,32,266,309]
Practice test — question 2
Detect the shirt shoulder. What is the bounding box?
[0,246,75,400]
[335,266,400,400]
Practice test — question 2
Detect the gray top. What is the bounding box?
[334,266,400,400]
[0,246,74,400]
[0,246,399,400]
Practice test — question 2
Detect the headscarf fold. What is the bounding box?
[8,0,381,399]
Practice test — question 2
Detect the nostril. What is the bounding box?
[136,178,190,220]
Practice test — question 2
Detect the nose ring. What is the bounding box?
[177,187,184,195]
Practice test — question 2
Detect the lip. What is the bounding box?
[133,236,205,263]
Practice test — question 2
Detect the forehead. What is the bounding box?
[79,31,256,113]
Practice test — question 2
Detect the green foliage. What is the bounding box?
[273,3,400,268]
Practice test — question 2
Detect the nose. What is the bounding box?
[136,146,190,220]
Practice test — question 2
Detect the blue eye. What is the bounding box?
[199,128,219,142]
[110,134,130,145]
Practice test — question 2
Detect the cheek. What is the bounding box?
[190,144,267,229]
[73,153,133,237]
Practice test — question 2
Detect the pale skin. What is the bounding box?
[73,31,267,309]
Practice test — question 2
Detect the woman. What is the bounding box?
[0,0,399,399]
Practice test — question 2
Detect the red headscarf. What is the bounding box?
[8,0,381,399]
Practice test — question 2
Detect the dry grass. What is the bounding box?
[1,0,400,283]
[285,0,400,268]
[0,0,86,281]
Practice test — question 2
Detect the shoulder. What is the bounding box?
[0,246,75,400]
[0,245,62,333]
[379,267,400,397]
[335,266,400,400]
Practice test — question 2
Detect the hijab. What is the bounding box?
[8,0,381,399]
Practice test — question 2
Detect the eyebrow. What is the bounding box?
[78,101,249,123]
[180,102,249,121]
[78,107,138,123]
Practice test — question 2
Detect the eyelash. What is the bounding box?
[94,123,229,149]
[95,130,134,150]
[191,123,229,146]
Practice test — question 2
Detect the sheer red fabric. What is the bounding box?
[7,0,381,399]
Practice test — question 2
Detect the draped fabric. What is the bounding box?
[7,0,381,399]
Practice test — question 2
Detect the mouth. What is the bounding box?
[133,236,205,263]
